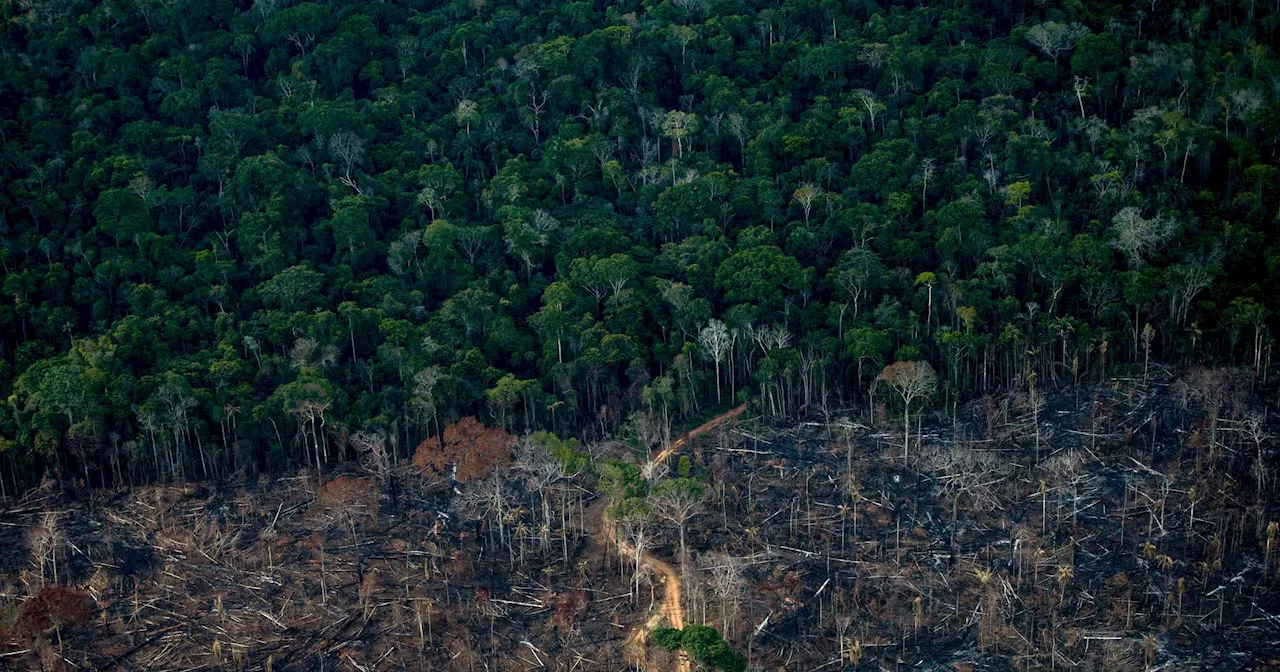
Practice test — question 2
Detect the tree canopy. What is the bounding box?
[0,0,1277,486]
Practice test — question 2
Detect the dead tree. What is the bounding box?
[701,550,747,640]
[453,472,518,558]
[414,417,515,483]
[26,511,63,586]
[877,361,938,458]
[513,436,568,557]
[651,477,707,565]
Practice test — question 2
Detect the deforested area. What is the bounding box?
[2,0,1280,668]
[3,368,1280,670]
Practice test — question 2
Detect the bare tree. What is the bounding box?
[663,110,696,158]
[698,319,731,403]
[920,158,936,214]
[128,174,154,208]
[1245,412,1272,506]
[857,42,889,70]
[1226,87,1264,139]
[448,468,512,552]
[1073,76,1090,119]
[455,99,479,136]
[587,136,616,168]
[851,89,884,131]
[1025,21,1089,66]
[1112,207,1175,270]
[651,477,707,582]
[523,88,548,140]
[253,0,282,21]
[416,174,457,222]
[455,226,487,265]
[395,37,418,81]
[617,59,644,102]
[409,365,441,437]
[387,229,423,280]
[877,361,938,458]
[328,131,365,194]
[513,437,568,554]
[628,412,665,465]
[350,430,391,483]
[672,0,703,18]
[701,550,747,639]
[749,323,792,356]
[831,247,883,321]
[919,443,1010,550]
[612,503,651,601]
[158,382,202,477]
[968,114,999,150]
[727,113,750,159]
[27,511,63,585]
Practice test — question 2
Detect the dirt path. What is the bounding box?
[605,405,746,672]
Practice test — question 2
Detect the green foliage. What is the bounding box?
[649,625,747,672]
[715,246,807,317]
[652,476,706,505]
[598,460,647,503]
[0,0,1276,486]
[651,626,683,651]
[530,431,591,474]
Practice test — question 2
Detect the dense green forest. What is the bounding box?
[1,0,1277,488]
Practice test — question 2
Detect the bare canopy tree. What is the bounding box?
[851,89,884,130]
[453,472,517,553]
[877,361,938,458]
[328,131,365,193]
[701,550,747,639]
[698,319,731,403]
[726,112,750,158]
[662,110,696,157]
[349,430,391,483]
[1111,207,1175,270]
[513,436,568,554]
[650,477,707,566]
[1024,21,1089,66]
[27,511,64,585]
[409,365,441,436]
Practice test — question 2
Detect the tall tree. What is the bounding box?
[878,361,938,458]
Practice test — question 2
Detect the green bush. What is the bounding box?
[649,625,746,672]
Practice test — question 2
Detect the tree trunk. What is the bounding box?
[903,399,911,459]
[714,360,722,403]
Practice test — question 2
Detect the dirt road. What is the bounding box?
[605,405,746,672]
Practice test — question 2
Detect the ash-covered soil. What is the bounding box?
[3,369,1280,671]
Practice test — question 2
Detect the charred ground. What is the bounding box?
[2,367,1280,671]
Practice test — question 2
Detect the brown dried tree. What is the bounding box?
[15,586,94,641]
[313,476,380,594]
[413,416,515,482]
[314,476,379,513]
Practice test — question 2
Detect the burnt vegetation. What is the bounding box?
[1,369,1278,670]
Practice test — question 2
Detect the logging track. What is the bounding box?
[604,404,746,672]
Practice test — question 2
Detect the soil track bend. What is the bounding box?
[605,405,746,671]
